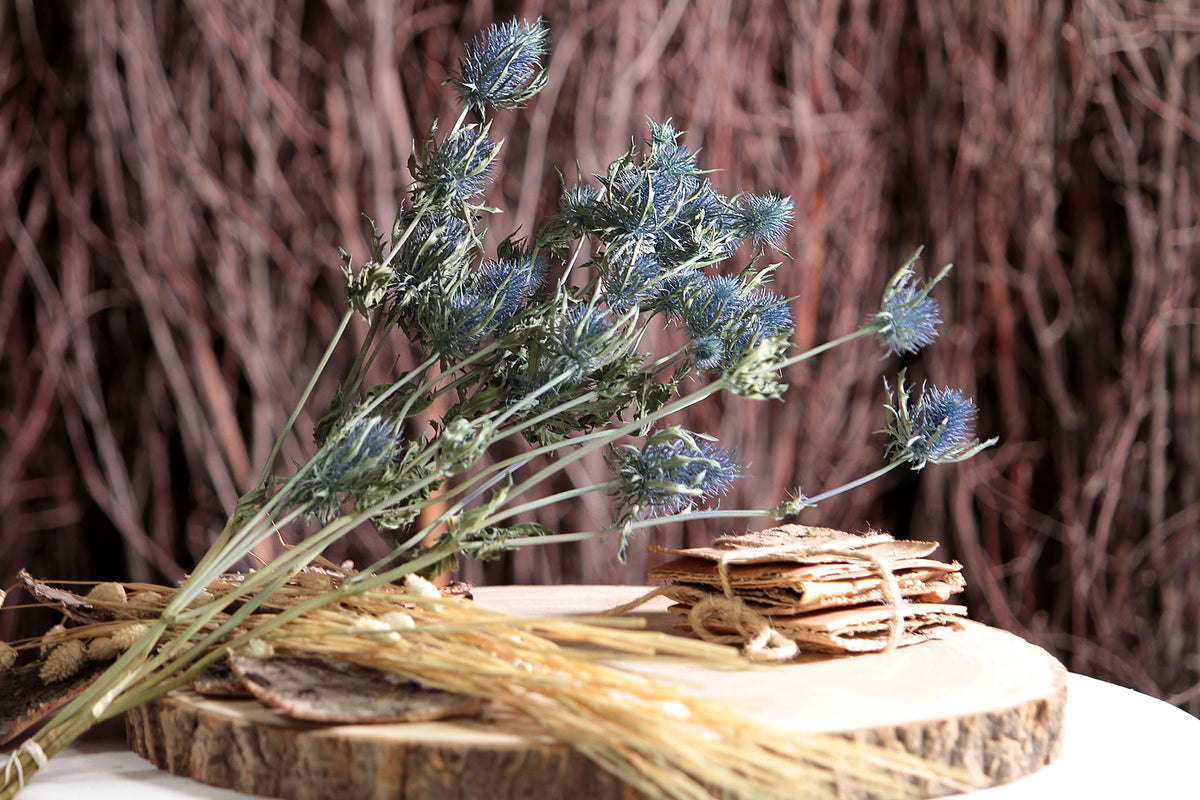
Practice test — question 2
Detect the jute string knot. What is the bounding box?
[687,590,799,662]
[678,554,796,661]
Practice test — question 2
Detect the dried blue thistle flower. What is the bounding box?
[416,287,497,358]
[550,305,623,383]
[645,119,700,179]
[727,287,794,362]
[450,18,549,115]
[873,248,949,355]
[608,428,745,519]
[657,177,740,265]
[410,123,500,207]
[559,183,602,231]
[602,252,668,310]
[295,415,401,520]
[607,167,695,241]
[681,276,741,370]
[649,270,706,319]
[883,372,996,468]
[681,275,791,371]
[475,246,545,326]
[390,214,474,314]
[731,193,793,248]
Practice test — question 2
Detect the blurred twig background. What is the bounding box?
[1,1,1197,711]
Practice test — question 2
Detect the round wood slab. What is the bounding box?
[125,585,1067,799]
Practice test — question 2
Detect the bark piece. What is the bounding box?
[227,652,483,724]
[0,660,109,746]
[191,660,253,698]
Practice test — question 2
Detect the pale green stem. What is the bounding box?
[802,460,902,506]
[342,308,388,400]
[504,460,907,548]
[483,480,620,523]
[257,310,354,488]
[777,325,875,371]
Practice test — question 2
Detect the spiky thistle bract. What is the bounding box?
[873,248,949,356]
[883,371,997,468]
[450,18,549,115]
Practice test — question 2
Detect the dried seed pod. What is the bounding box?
[110,623,149,650]
[293,571,335,592]
[86,636,121,662]
[40,640,86,684]
[352,616,400,643]
[0,641,16,671]
[404,574,441,599]
[241,638,275,658]
[86,582,128,604]
[39,623,68,657]
[380,611,416,631]
[128,591,164,618]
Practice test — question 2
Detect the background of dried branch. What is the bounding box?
[2,1,1197,711]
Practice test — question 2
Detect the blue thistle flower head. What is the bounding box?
[297,415,401,520]
[608,428,745,519]
[476,244,545,326]
[551,305,620,382]
[681,275,744,337]
[690,335,726,371]
[661,178,738,264]
[649,270,706,319]
[727,287,794,365]
[602,252,668,311]
[607,168,695,241]
[873,248,948,356]
[451,18,549,116]
[417,288,495,358]
[732,193,793,248]
[411,124,500,207]
[391,214,474,304]
[884,372,996,468]
[677,274,794,372]
[645,119,700,179]
[679,275,748,368]
[559,183,603,231]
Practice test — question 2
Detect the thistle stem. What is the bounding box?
[257,310,354,489]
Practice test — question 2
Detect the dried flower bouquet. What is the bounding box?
[1,17,992,800]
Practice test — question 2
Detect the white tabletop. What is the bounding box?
[5,673,1198,798]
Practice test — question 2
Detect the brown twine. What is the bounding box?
[821,548,907,652]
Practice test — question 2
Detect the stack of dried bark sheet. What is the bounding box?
[648,525,967,655]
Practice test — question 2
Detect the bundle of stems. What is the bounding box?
[1,17,992,799]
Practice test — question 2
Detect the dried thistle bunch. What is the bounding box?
[2,17,993,800]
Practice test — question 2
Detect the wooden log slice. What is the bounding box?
[125,585,1067,799]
